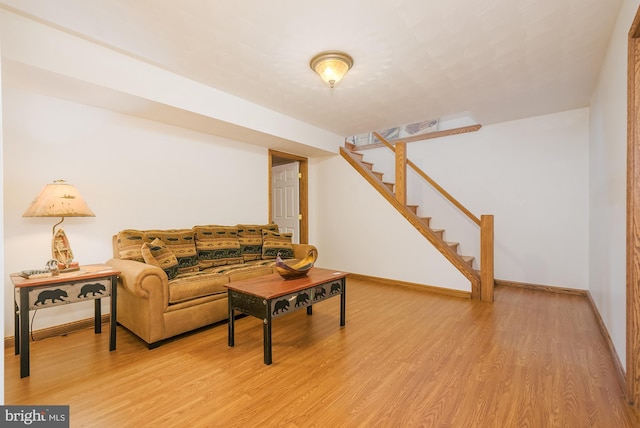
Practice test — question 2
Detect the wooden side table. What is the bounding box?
[10,264,120,378]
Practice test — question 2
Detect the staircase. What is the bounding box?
[340,137,494,301]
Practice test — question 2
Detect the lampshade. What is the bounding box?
[310,51,354,88]
[23,180,94,272]
[23,180,95,218]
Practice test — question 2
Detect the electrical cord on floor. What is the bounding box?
[30,309,38,341]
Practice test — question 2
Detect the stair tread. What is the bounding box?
[461,256,475,261]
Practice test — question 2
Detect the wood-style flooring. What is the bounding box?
[5,277,640,427]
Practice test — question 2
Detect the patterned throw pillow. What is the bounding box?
[193,225,243,269]
[237,223,279,262]
[116,229,146,262]
[144,229,199,274]
[261,229,294,259]
[141,238,180,280]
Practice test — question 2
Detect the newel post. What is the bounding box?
[395,142,407,205]
[480,215,494,302]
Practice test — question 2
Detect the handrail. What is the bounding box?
[372,132,481,226]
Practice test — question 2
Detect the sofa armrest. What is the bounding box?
[106,258,168,300]
[292,244,318,261]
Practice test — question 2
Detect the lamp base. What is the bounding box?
[52,228,77,272]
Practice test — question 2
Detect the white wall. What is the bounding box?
[2,86,270,337]
[358,109,590,289]
[589,0,640,371]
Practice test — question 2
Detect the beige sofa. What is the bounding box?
[106,224,316,348]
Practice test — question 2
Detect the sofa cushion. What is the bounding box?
[261,230,294,259]
[141,238,180,280]
[227,265,274,281]
[167,271,229,304]
[242,258,301,273]
[193,225,243,269]
[116,229,146,262]
[237,223,278,262]
[201,262,275,281]
[144,229,199,274]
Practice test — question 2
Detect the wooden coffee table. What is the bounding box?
[226,267,348,365]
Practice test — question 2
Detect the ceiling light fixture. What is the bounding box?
[310,51,354,88]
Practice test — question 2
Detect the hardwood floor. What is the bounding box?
[5,277,640,427]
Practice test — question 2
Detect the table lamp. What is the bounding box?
[23,180,95,272]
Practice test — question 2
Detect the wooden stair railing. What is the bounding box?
[341,134,494,301]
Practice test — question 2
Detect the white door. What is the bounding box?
[272,161,300,244]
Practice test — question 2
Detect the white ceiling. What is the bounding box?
[2,0,623,137]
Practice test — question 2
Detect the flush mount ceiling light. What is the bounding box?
[310,51,354,88]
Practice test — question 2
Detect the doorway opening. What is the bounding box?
[269,150,308,244]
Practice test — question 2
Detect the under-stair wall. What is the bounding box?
[340,142,486,298]
[311,155,473,294]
